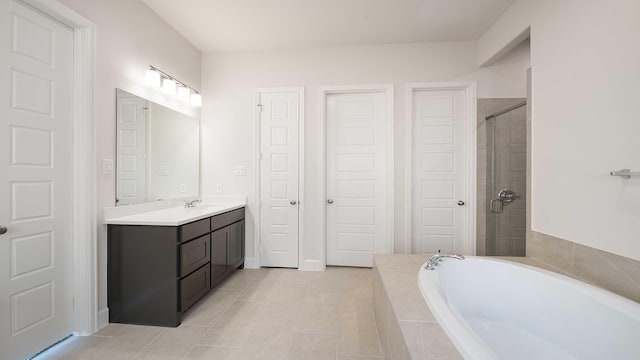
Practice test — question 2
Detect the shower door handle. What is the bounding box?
[490,199,504,214]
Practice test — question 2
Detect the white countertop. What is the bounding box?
[104,200,246,226]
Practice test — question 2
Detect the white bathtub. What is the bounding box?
[418,257,640,360]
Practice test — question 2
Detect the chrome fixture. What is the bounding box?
[425,253,465,270]
[289,200,297,205]
[0,226,7,235]
[490,189,520,214]
[485,101,527,120]
[184,199,202,208]
[327,199,334,204]
[610,169,639,179]
[457,200,465,206]
[145,65,201,107]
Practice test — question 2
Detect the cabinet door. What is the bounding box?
[211,228,227,286]
[227,220,244,269]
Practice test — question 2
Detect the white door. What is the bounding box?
[259,91,300,268]
[0,1,75,359]
[326,92,389,267]
[116,93,147,205]
[412,89,468,254]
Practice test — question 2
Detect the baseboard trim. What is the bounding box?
[244,257,260,269]
[97,308,109,331]
[300,259,324,271]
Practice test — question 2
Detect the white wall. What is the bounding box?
[479,0,640,260]
[200,41,530,264]
[147,103,199,200]
[57,0,201,315]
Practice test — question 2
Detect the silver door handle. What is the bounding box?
[0,226,7,235]
[327,199,334,204]
[289,200,297,205]
[490,199,504,213]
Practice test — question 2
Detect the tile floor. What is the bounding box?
[36,267,383,360]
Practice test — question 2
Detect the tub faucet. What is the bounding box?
[184,199,202,208]
[425,253,465,270]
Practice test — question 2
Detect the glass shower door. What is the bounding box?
[486,103,527,256]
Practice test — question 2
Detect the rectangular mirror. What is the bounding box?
[116,89,199,205]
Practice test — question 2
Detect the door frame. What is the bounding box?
[253,87,305,270]
[16,0,97,335]
[320,84,395,270]
[405,82,477,255]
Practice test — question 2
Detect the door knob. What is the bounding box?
[289,200,297,205]
[0,226,7,235]
[327,199,334,204]
[457,201,465,206]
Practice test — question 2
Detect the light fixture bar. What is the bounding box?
[148,65,200,95]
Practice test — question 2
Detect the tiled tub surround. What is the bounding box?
[373,255,461,360]
[527,232,640,303]
[35,267,383,360]
[372,254,580,360]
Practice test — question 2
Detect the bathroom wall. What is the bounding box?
[479,0,640,261]
[56,0,201,321]
[200,41,530,265]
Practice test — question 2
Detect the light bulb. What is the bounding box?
[162,78,177,95]
[177,86,191,102]
[190,93,202,107]
[145,69,161,87]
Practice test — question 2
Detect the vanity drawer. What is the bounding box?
[211,208,245,231]
[180,218,210,242]
[180,265,210,312]
[180,234,210,277]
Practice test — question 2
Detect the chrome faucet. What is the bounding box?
[425,253,465,270]
[184,199,202,208]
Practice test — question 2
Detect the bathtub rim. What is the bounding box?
[417,256,640,360]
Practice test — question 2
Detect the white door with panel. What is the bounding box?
[116,95,147,205]
[0,1,75,359]
[412,89,468,254]
[326,92,389,267]
[259,91,300,268]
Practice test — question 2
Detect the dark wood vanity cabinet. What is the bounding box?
[107,207,245,327]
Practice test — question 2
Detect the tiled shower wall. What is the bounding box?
[524,70,640,303]
[477,98,527,256]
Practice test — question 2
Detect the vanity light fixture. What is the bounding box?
[190,93,202,107]
[145,65,202,107]
[145,68,161,87]
[162,78,177,95]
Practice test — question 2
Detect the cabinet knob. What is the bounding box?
[0,226,7,235]
[290,200,297,205]
[327,199,334,204]
[457,201,465,206]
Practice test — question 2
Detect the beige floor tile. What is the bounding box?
[184,345,240,360]
[181,289,241,326]
[294,306,339,335]
[287,333,338,360]
[92,323,127,337]
[216,269,261,290]
[133,325,208,360]
[234,323,296,360]
[338,311,383,357]
[215,300,268,325]
[198,319,256,347]
[34,336,108,360]
[90,325,166,360]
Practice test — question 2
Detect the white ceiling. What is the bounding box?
[141,0,515,53]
